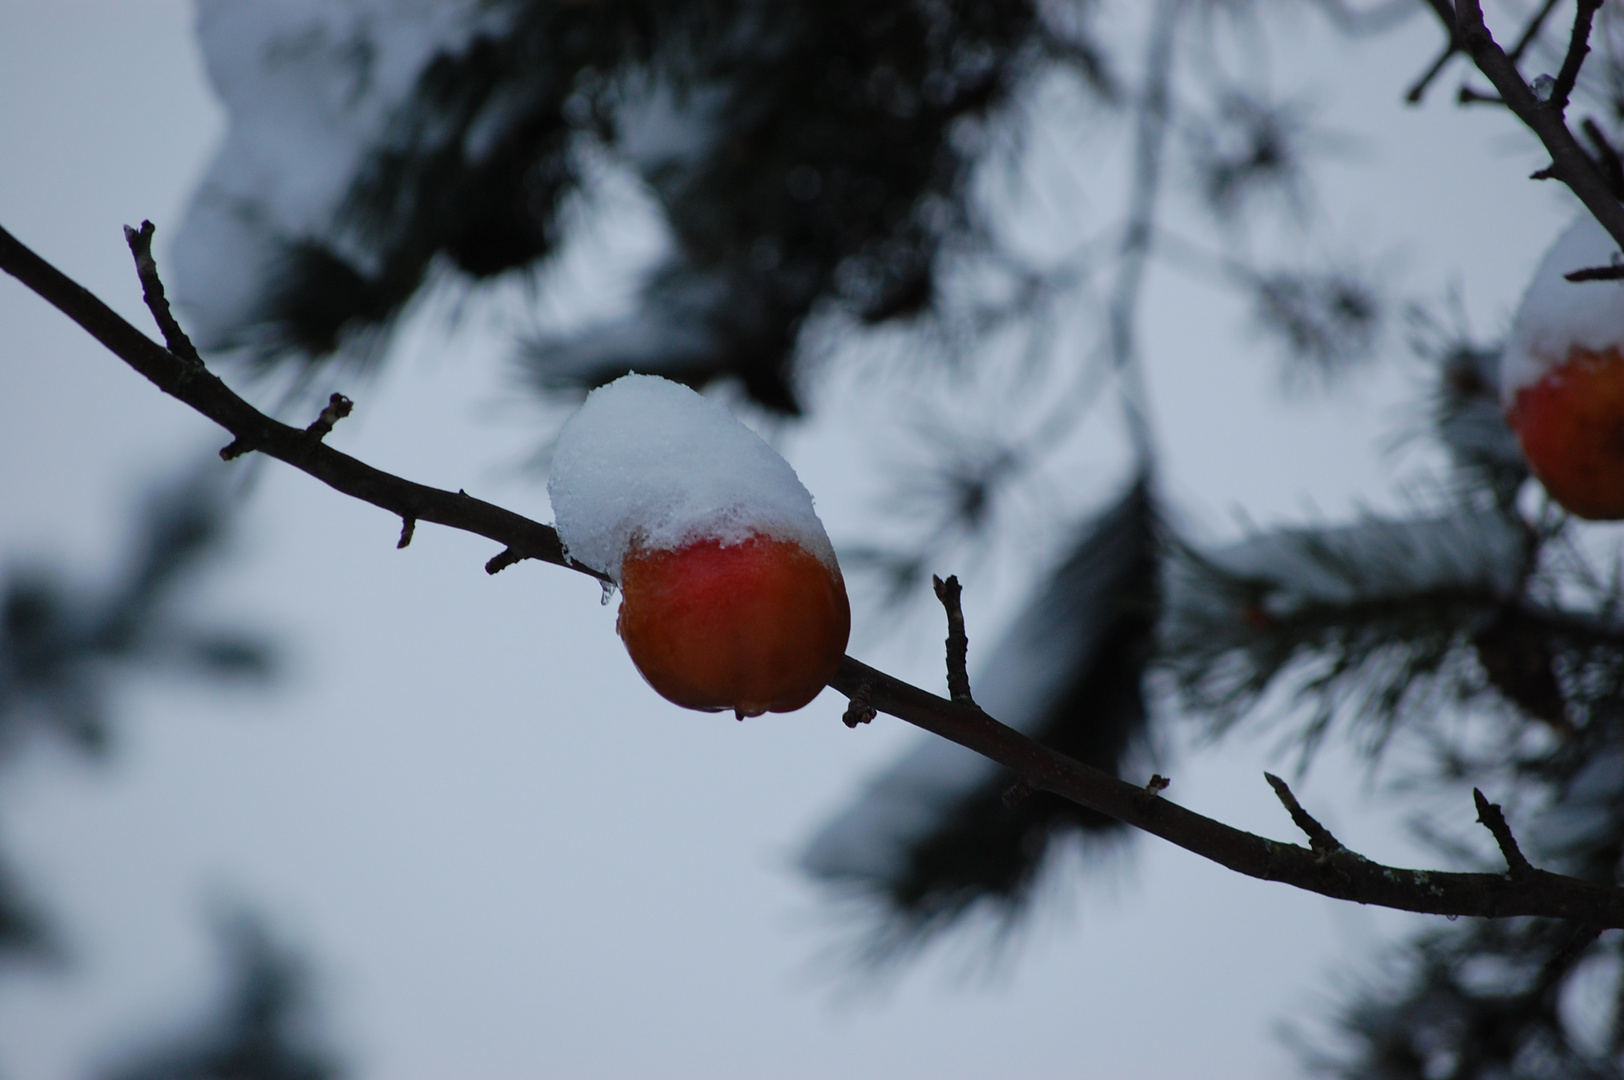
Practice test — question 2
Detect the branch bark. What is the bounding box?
[0,222,600,585]
[1452,0,1624,254]
[5,220,1624,928]
[825,656,1624,925]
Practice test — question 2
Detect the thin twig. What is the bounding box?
[1454,0,1624,254]
[1548,0,1602,116]
[1474,788,1535,878]
[1509,0,1565,64]
[122,220,204,370]
[1265,772,1345,856]
[1407,41,1460,104]
[397,516,417,549]
[1564,263,1624,281]
[1106,0,1180,468]
[1406,0,1460,103]
[8,220,1624,929]
[931,574,975,705]
[1457,84,1505,106]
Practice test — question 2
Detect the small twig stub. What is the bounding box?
[485,547,525,575]
[1265,772,1345,856]
[305,393,354,441]
[1474,788,1536,878]
[842,684,877,728]
[122,220,204,370]
[932,573,976,706]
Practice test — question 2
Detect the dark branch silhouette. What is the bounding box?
[1,221,598,585]
[1453,0,1624,254]
[931,574,976,706]
[1473,788,1535,879]
[1265,772,1344,857]
[1563,262,1624,282]
[5,219,1624,929]
[1546,0,1602,117]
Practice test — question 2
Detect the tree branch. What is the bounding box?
[0,222,602,584]
[1407,39,1461,104]
[1453,0,1624,255]
[5,220,1624,928]
[826,655,1624,926]
[1405,0,1460,103]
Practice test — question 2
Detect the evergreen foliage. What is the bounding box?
[205,0,1072,414]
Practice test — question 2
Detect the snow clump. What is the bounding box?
[170,0,484,348]
[547,375,837,580]
[1502,213,1624,404]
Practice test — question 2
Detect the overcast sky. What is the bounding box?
[0,2,1581,1078]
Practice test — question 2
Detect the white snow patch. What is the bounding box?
[170,0,486,347]
[546,374,837,580]
[1501,213,1624,403]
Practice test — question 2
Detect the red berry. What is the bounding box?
[616,533,851,716]
[1509,346,1624,520]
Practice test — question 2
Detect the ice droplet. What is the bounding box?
[1532,74,1556,102]
[600,580,618,606]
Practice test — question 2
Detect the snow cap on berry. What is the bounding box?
[1502,213,1624,405]
[547,374,838,580]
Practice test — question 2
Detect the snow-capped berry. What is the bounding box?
[548,375,838,580]
[548,374,849,714]
[1502,214,1624,519]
